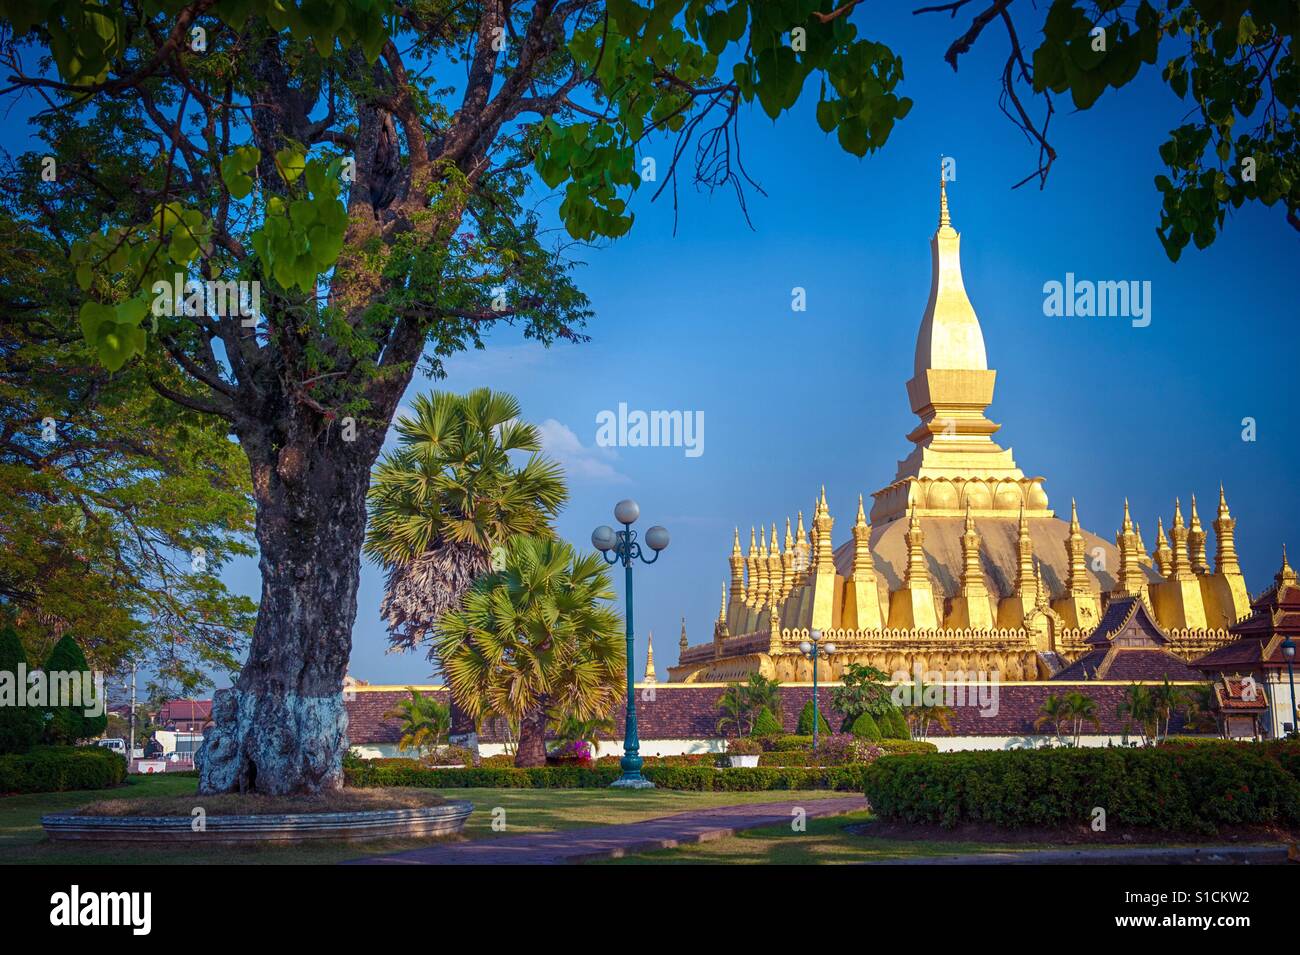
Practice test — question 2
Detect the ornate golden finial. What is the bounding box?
[1016,503,1036,597]
[1069,498,1080,533]
[1173,497,1184,529]
[1219,482,1229,516]
[1279,545,1297,587]
[731,527,741,556]
[1122,498,1134,533]
[964,500,975,532]
[1115,500,1148,596]
[729,528,746,605]
[748,526,757,554]
[856,493,867,527]
[784,517,793,551]
[939,169,951,229]
[904,503,929,587]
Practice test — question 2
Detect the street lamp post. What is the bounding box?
[798,630,836,751]
[592,499,669,789]
[1282,637,1297,739]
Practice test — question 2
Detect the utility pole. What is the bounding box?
[128,659,137,762]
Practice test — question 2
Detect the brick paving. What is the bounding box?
[347,796,868,865]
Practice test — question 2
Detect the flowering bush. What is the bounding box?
[425,745,476,767]
[547,740,594,766]
[725,737,762,756]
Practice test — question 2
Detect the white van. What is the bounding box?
[96,738,126,756]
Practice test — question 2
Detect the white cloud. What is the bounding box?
[538,418,629,483]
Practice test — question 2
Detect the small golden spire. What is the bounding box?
[1069,498,1080,533]
[1172,497,1184,529]
[1279,545,1297,587]
[643,630,657,685]
[1219,482,1229,516]
[964,499,975,532]
[731,527,741,556]
[1122,498,1134,533]
[749,525,757,554]
[855,493,868,527]
[784,517,793,551]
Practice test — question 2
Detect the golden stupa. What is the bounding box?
[670,181,1249,684]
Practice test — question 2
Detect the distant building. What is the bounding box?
[156,699,213,733]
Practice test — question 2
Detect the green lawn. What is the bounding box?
[0,774,851,865]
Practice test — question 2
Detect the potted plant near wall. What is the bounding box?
[726,736,761,768]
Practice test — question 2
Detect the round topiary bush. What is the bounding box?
[796,701,831,736]
[850,711,882,741]
[752,706,782,736]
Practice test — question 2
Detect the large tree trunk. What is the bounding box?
[197,426,381,794]
[514,707,549,768]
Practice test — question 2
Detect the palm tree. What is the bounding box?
[902,683,955,740]
[1150,676,1189,741]
[383,688,451,761]
[1035,693,1070,744]
[366,388,568,655]
[1117,683,1158,746]
[434,536,624,767]
[1062,691,1101,746]
[743,673,782,720]
[716,683,755,737]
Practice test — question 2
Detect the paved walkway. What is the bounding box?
[348,796,868,865]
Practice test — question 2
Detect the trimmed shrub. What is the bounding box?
[850,712,882,741]
[796,701,831,736]
[344,762,873,791]
[881,707,910,740]
[752,706,782,736]
[862,745,1300,834]
[760,734,812,752]
[0,745,126,794]
[42,634,106,745]
[0,625,42,754]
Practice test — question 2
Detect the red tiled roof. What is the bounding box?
[158,699,212,722]
[1054,647,1202,682]
[1213,675,1268,713]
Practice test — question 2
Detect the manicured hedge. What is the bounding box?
[0,745,127,795]
[862,745,1300,833]
[345,762,873,791]
[760,740,938,766]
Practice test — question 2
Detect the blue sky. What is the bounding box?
[325,8,1298,685]
[10,7,1298,691]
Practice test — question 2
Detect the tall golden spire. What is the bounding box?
[1015,504,1037,599]
[1066,498,1089,596]
[729,528,745,606]
[768,523,783,601]
[1188,494,1209,574]
[960,503,987,599]
[1214,484,1241,576]
[781,517,795,596]
[754,525,770,607]
[1154,517,1173,579]
[852,494,875,579]
[904,504,929,588]
[1168,498,1194,581]
[814,488,834,570]
[794,509,810,580]
[1115,499,1148,597]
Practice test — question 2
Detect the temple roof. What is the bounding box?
[1052,595,1200,681]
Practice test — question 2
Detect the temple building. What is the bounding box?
[670,182,1252,685]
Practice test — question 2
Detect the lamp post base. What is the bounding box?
[609,775,656,790]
